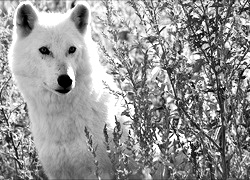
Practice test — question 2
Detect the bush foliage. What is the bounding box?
[0,0,250,179]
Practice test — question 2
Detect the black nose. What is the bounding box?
[57,74,72,89]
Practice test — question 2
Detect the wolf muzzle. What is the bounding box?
[56,74,73,94]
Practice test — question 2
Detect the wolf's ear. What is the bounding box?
[70,2,90,34]
[66,0,77,9]
[14,1,38,37]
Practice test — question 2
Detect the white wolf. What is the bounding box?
[8,1,123,179]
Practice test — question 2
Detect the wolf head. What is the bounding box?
[9,1,103,101]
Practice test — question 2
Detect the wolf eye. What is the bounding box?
[68,46,76,54]
[39,46,50,55]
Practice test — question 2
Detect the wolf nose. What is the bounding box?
[57,74,72,89]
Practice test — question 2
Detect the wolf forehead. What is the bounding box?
[14,1,91,39]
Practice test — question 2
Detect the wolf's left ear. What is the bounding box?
[14,1,38,37]
[70,2,90,34]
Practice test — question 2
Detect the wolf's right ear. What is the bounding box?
[70,2,90,34]
[14,1,38,37]
[66,0,77,9]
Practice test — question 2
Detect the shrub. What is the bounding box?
[99,0,250,179]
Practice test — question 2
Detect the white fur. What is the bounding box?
[9,1,118,179]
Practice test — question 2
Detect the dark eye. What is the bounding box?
[68,46,76,54]
[39,46,50,55]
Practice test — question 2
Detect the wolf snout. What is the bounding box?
[56,74,73,94]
